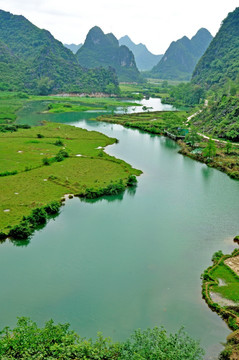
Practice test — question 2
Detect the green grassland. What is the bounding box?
[0,122,141,234]
[0,92,28,124]
[211,263,239,302]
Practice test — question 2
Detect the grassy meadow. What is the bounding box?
[0,122,141,234]
[211,263,239,302]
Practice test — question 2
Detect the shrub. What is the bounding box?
[29,208,47,226]
[127,175,137,186]
[0,232,6,240]
[54,138,64,146]
[55,149,69,162]
[9,221,33,240]
[37,133,44,138]
[120,327,204,360]
[44,201,61,215]
[212,250,223,262]
[0,318,204,360]
[0,170,18,177]
[42,157,50,166]
[228,317,239,331]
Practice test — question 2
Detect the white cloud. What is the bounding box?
[0,0,237,53]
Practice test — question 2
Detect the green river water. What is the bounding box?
[4,98,239,358]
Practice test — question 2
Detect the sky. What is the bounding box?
[0,0,238,54]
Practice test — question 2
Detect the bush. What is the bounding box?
[9,221,33,240]
[0,318,204,360]
[212,250,223,262]
[228,317,239,331]
[55,149,69,162]
[54,138,64,146]
[0,170,18,177]
[127,175,137,186]
[37,133,44,138]
[42,157,50,166]
[84,181,125,199]
[29,208,47,226]
[44,201,61,215]
[120,327,204,360]
[0,232,7,240]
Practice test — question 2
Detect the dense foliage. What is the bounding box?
[192,95,239,140]
[162,82,205,107]
[8,201,61,240]
[0,10,119,94]
[192,8,239,88]
[76,26,142,83]
[149,28,212,81]
[0,317,204,359]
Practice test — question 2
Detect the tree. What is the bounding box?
[185,127,201,146]
[37,77,54,95]
[203,138,217,159]
[225,141,232,154]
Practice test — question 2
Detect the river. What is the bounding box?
[3,98,239,358]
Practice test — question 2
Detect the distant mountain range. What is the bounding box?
[76,26,142,82]
[150,28,213,81]
[0,10,119,94]
[118,35,162,71]
[64,43,82,54]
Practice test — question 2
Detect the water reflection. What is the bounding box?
[201,165,213,180]
[10,238,30,247]
[127,185,137,197]
[80,192,125,204]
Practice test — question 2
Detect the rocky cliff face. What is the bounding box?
[0,11,119,94]
[119,35,163,71]
[76,26,141,82]
[150,28,213,81]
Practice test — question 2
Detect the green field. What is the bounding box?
[210,263,239,302]
[0,92,28,124]
[0,122,141,234]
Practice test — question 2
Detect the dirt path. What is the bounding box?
[225,256,239,276]
[186,100,239,146]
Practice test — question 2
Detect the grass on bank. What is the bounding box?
[0,92,28,124]
[0,91,141,124]
[0,122,141,234]
[95,111,187,134]
[210,263,239,302]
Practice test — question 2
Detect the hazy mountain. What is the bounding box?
[0,10,119,94]
[76,26,141,82]
[192,8,239,88]
[150,28,213,81]
[64,43,82,54]
[119,35,162,71]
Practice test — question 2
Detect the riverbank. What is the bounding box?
[0,122,141,240]
[93,111,239,181]
[201,249,239,358]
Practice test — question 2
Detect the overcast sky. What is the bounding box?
[0,0,237,54]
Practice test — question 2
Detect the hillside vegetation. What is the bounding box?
[192,8,239,88]
[149,28,212,81]
[76,26,142,83]
[0,10,119,94]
